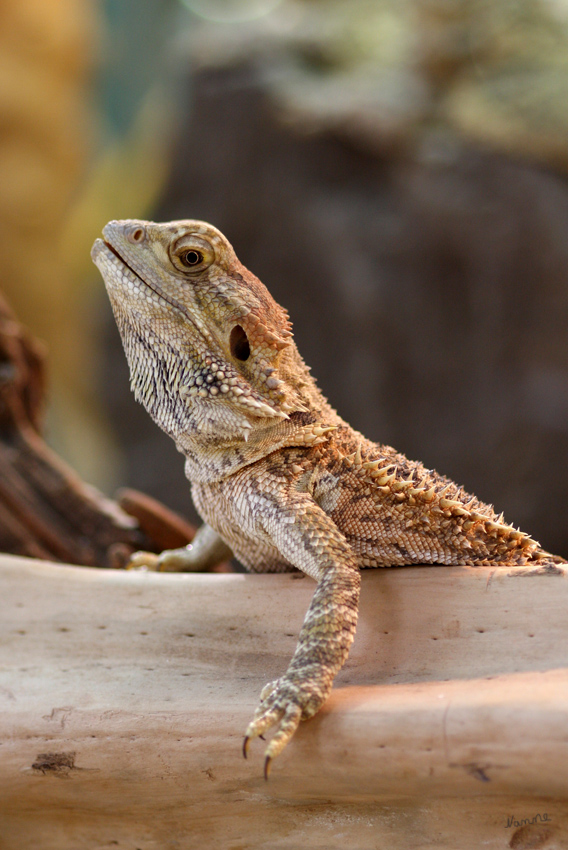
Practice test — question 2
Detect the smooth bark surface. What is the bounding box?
[1,556,567,848]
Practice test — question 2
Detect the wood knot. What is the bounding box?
[32,751,76,777]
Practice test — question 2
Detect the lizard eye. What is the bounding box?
[230,325,250,361]
[179,249,203,267]
[170,235,214,273]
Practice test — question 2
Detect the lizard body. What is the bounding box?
[92,219,562,776]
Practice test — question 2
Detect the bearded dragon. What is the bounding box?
[92,219,562,778]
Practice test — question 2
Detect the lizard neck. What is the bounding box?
[179,395,343,484]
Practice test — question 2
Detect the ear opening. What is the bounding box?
[230,325,251,361]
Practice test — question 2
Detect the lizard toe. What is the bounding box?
[126,551,160,571]
[245,705,285,743]
[263,702,302,761]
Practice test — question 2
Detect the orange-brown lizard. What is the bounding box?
[92,219,564,778]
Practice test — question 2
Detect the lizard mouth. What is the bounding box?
[94,237,217,347]
[102,239,141,278]
[99,239,173,306]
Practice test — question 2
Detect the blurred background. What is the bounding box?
[2,0,568,557]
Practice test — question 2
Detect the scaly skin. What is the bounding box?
[92,219,564,777]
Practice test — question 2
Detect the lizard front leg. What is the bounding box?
[243,493,361,777]
[128,522,233,572]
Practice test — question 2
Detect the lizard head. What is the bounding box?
[91,219,315,443]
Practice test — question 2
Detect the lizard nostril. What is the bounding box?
[126,225,146,244]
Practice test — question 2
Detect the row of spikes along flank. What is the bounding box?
[340,442,542,559]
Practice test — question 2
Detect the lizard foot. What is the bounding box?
[126,525,233,572]
[125,548,193,571]
[126,550,161,570]
[126,533,232,572]
[243,674,329,777]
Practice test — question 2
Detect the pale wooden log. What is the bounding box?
[1,555,568,849]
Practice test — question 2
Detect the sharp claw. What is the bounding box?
[243,736,249,759]
[259,734,266,741]
[264,756,272,781]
